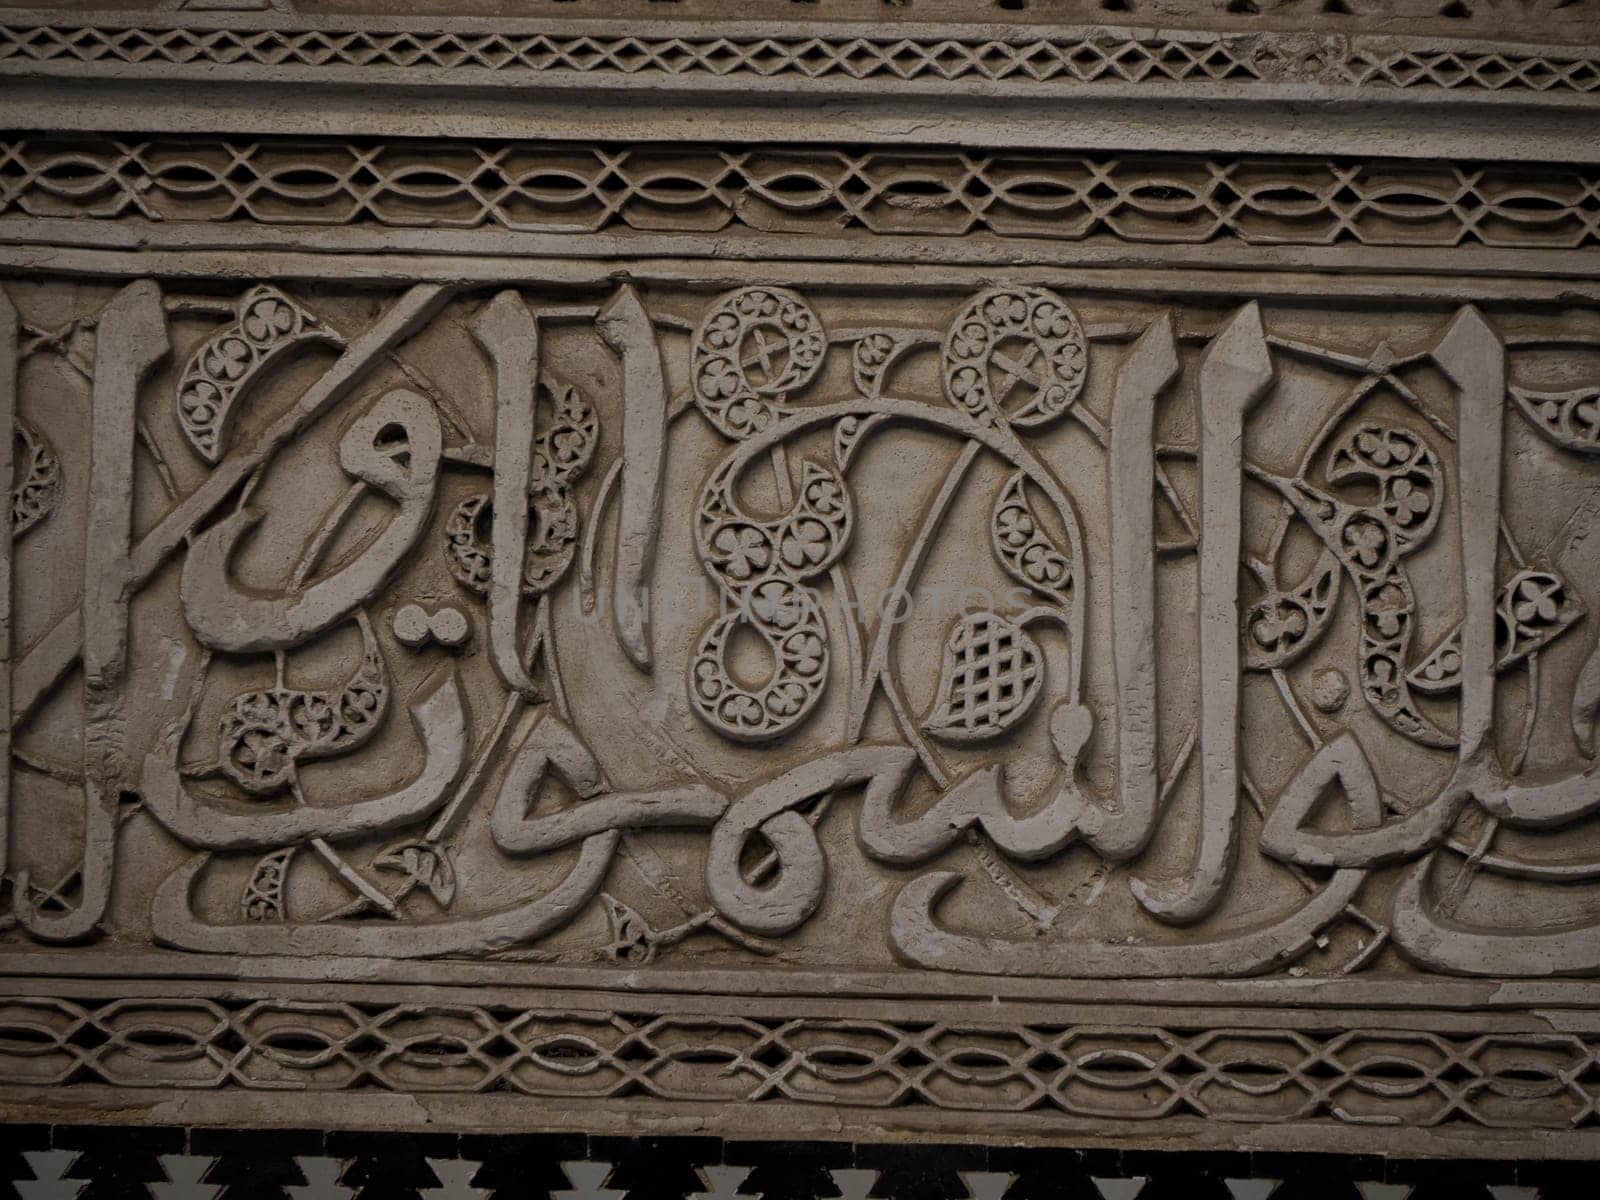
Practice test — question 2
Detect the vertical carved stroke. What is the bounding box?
[595,284,668,673]
[0,289,16,886]
[469,290,542,703]
[1135,303,1274,924]
[1433,306,1504,769]
[1103,312,1180,860]
[15,280,168,940]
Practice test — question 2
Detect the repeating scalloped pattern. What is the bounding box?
[2,138,1598,250]
[2,996,1597,1130]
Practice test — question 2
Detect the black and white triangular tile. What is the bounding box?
[0,1129,1591,1200]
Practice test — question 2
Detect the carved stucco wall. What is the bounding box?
[2,0,1600,1160]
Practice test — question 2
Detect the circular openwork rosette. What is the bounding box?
[691,287,826,439]
[940,287,1087,428]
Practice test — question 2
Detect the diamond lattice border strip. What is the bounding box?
[0,9,1598,95]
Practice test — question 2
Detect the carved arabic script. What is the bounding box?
[3,277,1598,978]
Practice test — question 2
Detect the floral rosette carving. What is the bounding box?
[691,286,826,439]
[941,286,1087,427]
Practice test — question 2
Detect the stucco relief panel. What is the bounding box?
[2,276,1598,986]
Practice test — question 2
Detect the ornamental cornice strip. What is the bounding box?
[0,9,1596,96]
[2,136,1598,259]
[2,991,1598,1140]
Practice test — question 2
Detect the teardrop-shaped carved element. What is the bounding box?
[922,612,1044,744]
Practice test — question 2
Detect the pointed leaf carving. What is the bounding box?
[601,893,656,965]
[1510,384,1600,458]
[11,421,60,539]
[850,329,928,399]
[990,471,1073,609]
[832,412,888,472]
[1244,553,1340,671]
[241,847,295,922]
[1410,568,1584,694]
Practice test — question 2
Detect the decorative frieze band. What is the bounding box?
[0,12,1596,95]
[2,992,1596,1134]
[3,136,1599,253]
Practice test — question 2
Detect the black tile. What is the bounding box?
[1074,1148,1126,1183]
[190,1128,327,1200]
[51,1126,186,1200]
[1250,1152,1384,1200]
[1393,1155,1515,1200]
[0,1126,1587,1200]
[725,1138,853,1200]
[188,1129,326,1159]
[589,1135,721,1200]
[853,1142,987,1200]
[457,1131,589,1199]
[1264,1174,1365,1200]
[1514,1158,1593,1200]
[49,1126,187,1154]
[1138,1148,1251,1198]
[324,1131,461,1200]
[988,1144,1090,1200]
